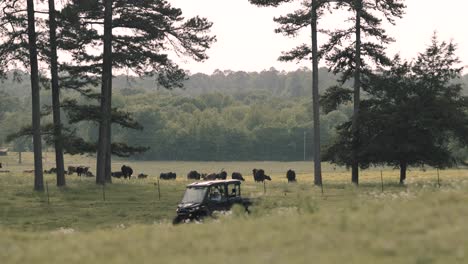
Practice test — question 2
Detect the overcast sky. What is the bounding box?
[170,0,468,74]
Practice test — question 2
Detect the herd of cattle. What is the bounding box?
[42,165,148,179]
[5,162,298,182]
[166,168,297,183]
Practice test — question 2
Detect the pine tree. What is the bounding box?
[48,0,66,186]
[250,0,330,186]
[320,0,405,184]
[26,0,45,191]
[325,35,468,183]
[58,0,216,184]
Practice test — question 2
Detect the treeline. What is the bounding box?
[1,68,467,161]
[0,81,351,160]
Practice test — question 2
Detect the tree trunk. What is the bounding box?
[311,0,322,186]
[48,0,65,187]
[399,160,407,184]
[27,0,44,191]
[351,1,362,185]
[96,0,113,185]
[18,151,22,164]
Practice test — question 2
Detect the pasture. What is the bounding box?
[1,152,468,264]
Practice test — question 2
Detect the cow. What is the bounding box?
[67,166,77,175]
[231,172,245,181]
[44,168,57,174]
[187,170,201,180]
[286,169,296,182]
[138,173,149,179]
[111,171,123,178]
[121,165,133,179]
[160,172,176,180]
[217,171,227,180]
[203,173,218,181]
[76,166,89,177]
[85,171,94,177]
[253,169,271,182]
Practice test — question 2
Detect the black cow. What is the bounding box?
[187,170,201,180]
[67,166,77,175]
[217,171,227,180]
[111,171,123,178]
[138,173,149,179]
[231,172,245,181]
[44,167,57,174]
[85,171,94,177]
[160,172,176,180]
[203,173,218,181]
[121,165,133,179]
[286,169,296,182]
[253,169,271,182]
[76,166,89,177]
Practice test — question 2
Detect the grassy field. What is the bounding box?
[1,152,468,263]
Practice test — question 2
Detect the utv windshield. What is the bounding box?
[181,187,207,204]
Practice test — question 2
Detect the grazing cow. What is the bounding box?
[187,170,201,180]
[231,172,245,181]
[121,165,133,179]
[44,168,57,174]
[252,169,271,182]
[138,173,149,179]
[85,171,94,177]
[160,172,176,180]
[67,166,77,175]
[203,173,218,181]
[76,166,89,177]
[217,171,227,180]
[111,171,123,178]
[286,169,296,182]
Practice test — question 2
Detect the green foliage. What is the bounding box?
[325,36,468,173]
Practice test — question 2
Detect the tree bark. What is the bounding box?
[399,160,407,184]
[311,0,322,186]
[27,0,44,191]
[97,0,113,185]
[48,0,65,187]
[351,0,362,185]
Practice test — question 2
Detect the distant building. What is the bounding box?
[0,148,8,156]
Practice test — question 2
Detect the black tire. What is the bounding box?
[172,215,184,225]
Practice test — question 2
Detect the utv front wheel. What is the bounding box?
[172,215,184,225]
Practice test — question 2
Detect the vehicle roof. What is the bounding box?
[186,179,241,187]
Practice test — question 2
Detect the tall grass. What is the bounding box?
[1,153,468,263]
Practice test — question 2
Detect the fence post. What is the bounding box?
[380,170,384,192]
[46,181,50,205]
[157,179,161,200]
[263,181,266,194]
[437,168,441,188]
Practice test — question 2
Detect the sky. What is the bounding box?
[169,0,468,74]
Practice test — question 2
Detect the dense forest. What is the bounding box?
[1,68,467,161]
